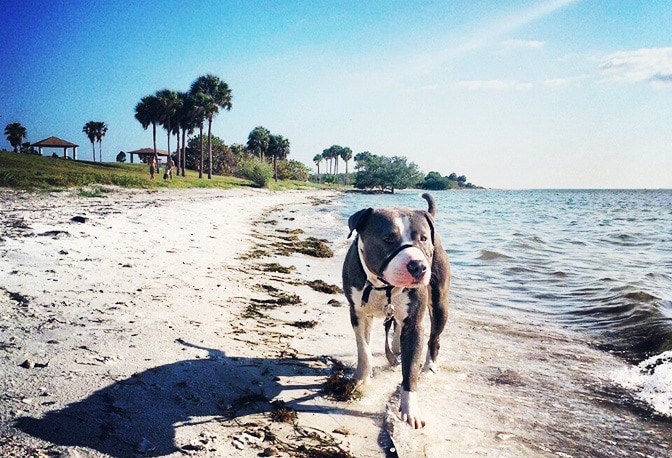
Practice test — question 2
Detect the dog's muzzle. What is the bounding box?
[376,243,416,283]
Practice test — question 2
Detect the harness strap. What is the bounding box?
[362,280,393,304]
[375,243,414,284]
[358,240,413,320]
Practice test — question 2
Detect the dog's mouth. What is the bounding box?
[382,267,431,288]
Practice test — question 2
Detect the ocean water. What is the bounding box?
[306,189,672,456]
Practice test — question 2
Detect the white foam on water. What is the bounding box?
[612,350,672,418]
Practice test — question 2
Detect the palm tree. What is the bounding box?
[313,154,323,183]
[95,121,108,162]
[268,134,290,182]
[178,92,199,177]
[247,126,270,160]
[329,145,343,175]
[322,147,334,175]
[340,146,352,185]
[189,74,232,179]
[172,91,189,176]
[190,92,213,178]
[156,89,179,172]
[5,123,27,152]
[134,95,163,163]
[83,121,98,161]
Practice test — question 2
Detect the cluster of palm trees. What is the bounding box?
[82,121,108,162]
[245,126,291,182]
[4,122,27,152]
[134,74,232,179]
[313,145,353,184]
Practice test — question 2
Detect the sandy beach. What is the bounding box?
[0,187,385,457]
[4,187,670,458]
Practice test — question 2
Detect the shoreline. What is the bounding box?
[0,187,383,457]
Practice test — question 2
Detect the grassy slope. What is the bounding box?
[0,150,324,191]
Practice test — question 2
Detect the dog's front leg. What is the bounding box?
[352,311,374,384]
[399,320,425,429]
[399,302,426,428]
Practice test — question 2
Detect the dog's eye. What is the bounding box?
[383,235,396,244]
[420,234,428,242]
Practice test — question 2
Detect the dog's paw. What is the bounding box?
[353,370,371,387]
[422,359,439,374]
[423,352,441,374]
[399,390,425,429]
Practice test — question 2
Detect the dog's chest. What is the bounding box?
[352,285,412,319]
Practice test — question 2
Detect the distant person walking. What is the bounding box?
[164,157,174,180]
[148,157,156,180]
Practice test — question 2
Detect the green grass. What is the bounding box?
[0,150,334,191]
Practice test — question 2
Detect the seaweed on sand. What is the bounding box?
[269,400,298,423]
[324,360,361,402]
[306,280,342,294]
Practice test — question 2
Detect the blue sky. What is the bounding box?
[2,0,671,189]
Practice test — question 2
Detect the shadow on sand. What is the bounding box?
[15,340,362,456]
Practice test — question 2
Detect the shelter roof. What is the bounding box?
[126,148,170,156]
[32,136,79,148]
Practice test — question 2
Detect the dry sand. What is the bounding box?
[0,187,388,458]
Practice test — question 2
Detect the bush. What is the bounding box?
[276,159,310,181]
[239,158,273,187]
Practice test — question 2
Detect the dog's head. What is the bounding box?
[348,195,437,288]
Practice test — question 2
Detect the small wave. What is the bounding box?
[612,351,672,418]
[507,266,536,274]
[624,291,659,302]
[478,249,512,260]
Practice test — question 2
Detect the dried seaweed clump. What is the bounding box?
[269,400,298,423]
[306,280,342,294]
[295,237,333,258]
[324,362,361,402]
[263,263,296,274]
[291,320,318,329]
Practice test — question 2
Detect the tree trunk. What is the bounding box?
[207,118,212,180]
[175,129,180,177]
[181,128,186,177]
[91,142,96,162]
[152,122,158,165]
[98,141,103,162]
[199,126,204,179]
[166,120,171,177]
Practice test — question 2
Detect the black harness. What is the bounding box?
[358,241,417,362]
[360,242,414,306]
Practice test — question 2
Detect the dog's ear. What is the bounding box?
[347,208,373,238]
[424,212,436,245]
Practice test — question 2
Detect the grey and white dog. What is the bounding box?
[342,193,450,429]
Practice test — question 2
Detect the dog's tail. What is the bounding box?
[421,193,436,216]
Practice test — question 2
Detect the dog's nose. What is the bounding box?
[406,260,428,280]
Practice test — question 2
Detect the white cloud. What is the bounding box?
[543,75,588,88]
[455,79,533,91]
[502,39,545,50]
[598,47,672,88]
